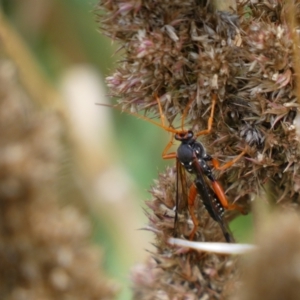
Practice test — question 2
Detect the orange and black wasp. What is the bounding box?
[154,93,246,242]
[101,93,246,242]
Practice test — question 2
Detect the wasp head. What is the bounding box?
[175,130,194,143]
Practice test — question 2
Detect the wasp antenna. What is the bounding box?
[154,93,168,128]
[96,101,182,134]
[181,98,194,130]
[96,103,117,108]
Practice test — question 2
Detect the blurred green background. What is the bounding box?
[1,1,168,299]
[0,0,166,191]
[1,1,252,299]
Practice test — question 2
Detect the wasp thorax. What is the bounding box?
[177,143,194,167]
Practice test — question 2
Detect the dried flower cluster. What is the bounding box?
[98,0,300,298]
[132,168,238,299]
[98,0,300,208]
[0,57,117,299]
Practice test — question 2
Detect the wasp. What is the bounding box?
[158,94,246,242]
[100,93,247,242]
[173,129,245,242]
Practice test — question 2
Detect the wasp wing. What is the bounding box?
[192,159,234,243]
[174,158,189,235]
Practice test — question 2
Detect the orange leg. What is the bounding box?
[211,181,246,215]
[188,183,199,240]
[209,146,247,214]
[162,134,177,160]
[195,93,217,137]
[209,148,247,215]
[211,148,247,171]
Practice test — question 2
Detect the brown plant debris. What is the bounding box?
[0,57,117,299]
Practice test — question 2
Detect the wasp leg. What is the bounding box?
[211,180,246,215]
[194,93,217,137]
[162,135,177,160]
[211,148,247,171]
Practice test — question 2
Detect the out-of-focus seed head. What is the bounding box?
[0,58,118,299]
[235,211,300,300]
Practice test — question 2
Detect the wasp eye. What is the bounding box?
[187,131,194,138]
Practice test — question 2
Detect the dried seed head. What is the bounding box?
[131,167,238,298]
[98,0,300,209]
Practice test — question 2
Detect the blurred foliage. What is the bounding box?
[0,1,167,299]
[1,0,166,194]
[2,0,114,78]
